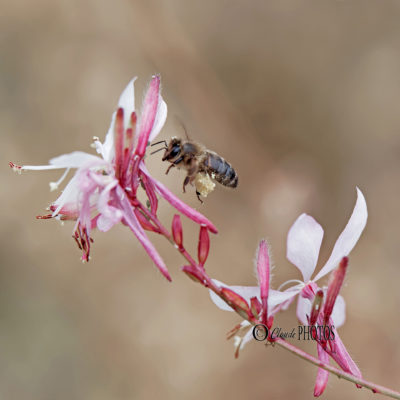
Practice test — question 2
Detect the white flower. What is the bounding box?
[279,187,368,327]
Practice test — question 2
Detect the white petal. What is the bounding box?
[52,173,81,216]
[209,279,259,312]
[21,152,101,171]
[269,289,299,309]
[148,96,167,142]
[96,180,122,232]
[287,214,324,282]
[330,294,346,328]
[100,111,116,163]
[313,188,368,281]
[296,295,311,325]
[118,77,137,128]
[49,151,103,168]
[97,214,116,232]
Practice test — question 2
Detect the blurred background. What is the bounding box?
[2,0,400,399]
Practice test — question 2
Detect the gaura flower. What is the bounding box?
[276,187,368,326]
[10,76,217,281]
[208,188,367,359]
[276,187,367,397]
[209,240,293,357]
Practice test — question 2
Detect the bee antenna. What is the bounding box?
[150,147,167,155]
[174,115,190,140]
[151,140,168,147]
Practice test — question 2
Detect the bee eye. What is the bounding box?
[169,146,180,158]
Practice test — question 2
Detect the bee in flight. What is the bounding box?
[151,136,238,203]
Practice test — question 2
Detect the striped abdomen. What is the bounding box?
[203,151,238,188]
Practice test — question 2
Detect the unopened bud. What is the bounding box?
[114,108,125,179]
[220,287,253,320]
[198,226,210,266]
[323,257,348,325]
[172,214,183,248]
[256,239,270,325]
[314,344,330,397]
[134,209,159,232]
[182,265,203,283]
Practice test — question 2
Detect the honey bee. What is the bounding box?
[151,137,238,202]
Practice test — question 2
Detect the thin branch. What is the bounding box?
[273,337,400,399]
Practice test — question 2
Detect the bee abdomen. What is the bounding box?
[204,152,238,188]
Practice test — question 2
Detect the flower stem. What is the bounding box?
[136,201,199,267]
[273,337,400,399]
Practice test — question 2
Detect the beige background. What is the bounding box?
[2,1,400,399]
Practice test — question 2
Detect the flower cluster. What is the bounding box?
[10,76,217,281]
[208,188,368,396]
[11,75,399,398]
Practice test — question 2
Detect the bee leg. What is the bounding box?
[166,156,184,175]
[183,161,199,194]
[183,176,190,193]
[165,164,175,175]
[182,172,197,192]
[196,191,204,204]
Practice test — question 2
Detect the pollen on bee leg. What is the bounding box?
[194,173,215,197]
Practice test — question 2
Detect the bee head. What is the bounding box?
[162,137,182,162]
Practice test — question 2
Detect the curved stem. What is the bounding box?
[273,337,400,399]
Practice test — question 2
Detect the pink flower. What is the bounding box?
[273,188,367,395]
[10,76,217,280]
[275,187,368,326]
[209,240,293,356]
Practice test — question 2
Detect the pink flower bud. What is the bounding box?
[172,214,183,248]
[198,226,210,266]
[135,75,160,157]
[220,287,253,320]
[114,107,124,179]
[182,265,204,283]
[323,257,348,325]
[314,343,330,397]
[134,209,159,232]
[256,239,270,325]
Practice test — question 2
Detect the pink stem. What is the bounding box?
[273,338,400,399]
